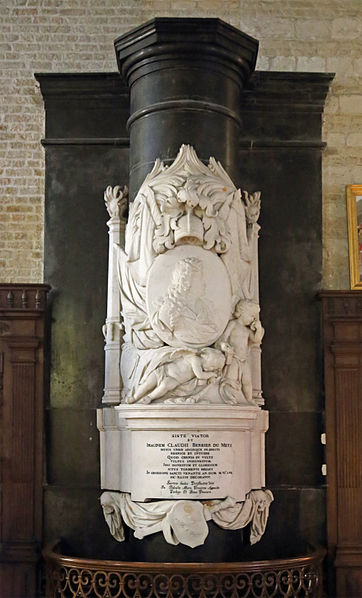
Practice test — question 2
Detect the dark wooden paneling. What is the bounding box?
[321,291,362,597]
[0,284,49,598]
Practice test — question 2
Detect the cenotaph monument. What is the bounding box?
[97,18,273,553]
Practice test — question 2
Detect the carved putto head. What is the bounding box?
[234,299,260,325]
[200,347,226,372]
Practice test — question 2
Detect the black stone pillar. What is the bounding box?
[114,18,258,199]
[113,18,259,562]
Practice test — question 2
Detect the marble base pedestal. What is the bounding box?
[97,405,268,502]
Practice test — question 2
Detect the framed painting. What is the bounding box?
[347,184,362,289]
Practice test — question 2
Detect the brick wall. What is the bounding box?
[0,0,361,286]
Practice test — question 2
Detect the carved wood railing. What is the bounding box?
[320,291,362,597]
[44,540,325,598]
[0,284,50,598]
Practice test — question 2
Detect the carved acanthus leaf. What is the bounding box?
[135,145,237,254]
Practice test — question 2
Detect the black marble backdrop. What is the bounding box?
[36,68,333,562]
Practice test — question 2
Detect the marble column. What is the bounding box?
[114,18,258,199]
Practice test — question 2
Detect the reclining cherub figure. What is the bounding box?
[127,347,225,404]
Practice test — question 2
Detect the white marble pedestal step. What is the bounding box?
[97,405,268,502]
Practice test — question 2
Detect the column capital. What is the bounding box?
[115,18,258,87]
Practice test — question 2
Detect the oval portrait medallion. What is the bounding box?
[146,246,232,348]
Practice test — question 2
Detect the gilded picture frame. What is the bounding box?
[346,184,362,289]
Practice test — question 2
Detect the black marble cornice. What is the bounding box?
[36,70,334,114]
[36,70,334,143]
[244,71,335,113]
[35,72,128,101]
[114,17,259,85]
[35,72,129,139]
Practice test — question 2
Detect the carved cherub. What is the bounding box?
[217,299,264,405]
[126,348,225,404]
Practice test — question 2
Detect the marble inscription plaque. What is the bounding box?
[132,430,245,501]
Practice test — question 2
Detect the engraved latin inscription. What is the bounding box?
[142,432,235,498]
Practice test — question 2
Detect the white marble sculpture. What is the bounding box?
[116,145,263,406]
[98,145,272,547]
[102,185,128,404]
[216,299,264,405]
[101,490,274,548]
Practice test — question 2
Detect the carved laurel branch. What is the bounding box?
[104,185,128,220]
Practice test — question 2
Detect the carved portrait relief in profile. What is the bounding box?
[147,246,231,348]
